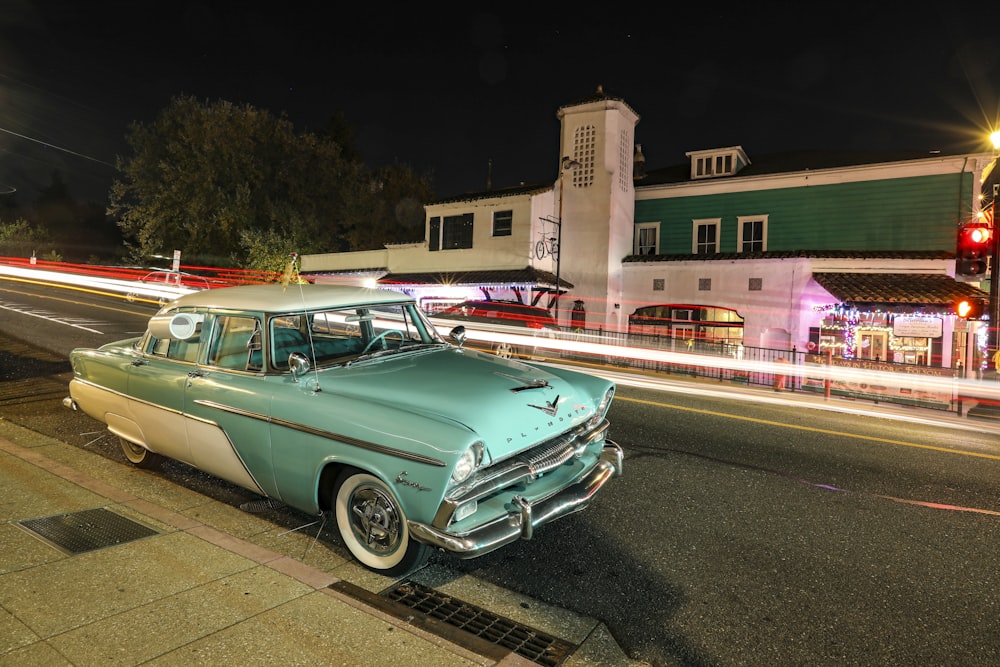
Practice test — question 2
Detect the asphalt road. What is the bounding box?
[3,280,1000,666]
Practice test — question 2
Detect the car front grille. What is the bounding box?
[432,419,609,529]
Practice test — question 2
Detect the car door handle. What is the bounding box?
[130,358,147,366]
[187,370,203,379]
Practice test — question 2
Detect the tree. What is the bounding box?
[28,172,123,261]
[347,163,434,250]
[238,227,303,279]
[0,217,51,258]
[109,96,367,265]
[322,110,362,164]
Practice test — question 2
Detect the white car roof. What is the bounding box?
[162,283,412,314]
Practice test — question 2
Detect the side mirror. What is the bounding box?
[448,325,467,347]
[288,352,310,380]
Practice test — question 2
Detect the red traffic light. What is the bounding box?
[954,298,984,319]
[958,223,991,249]
[956,224,993,277]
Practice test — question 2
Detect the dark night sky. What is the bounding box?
[1,2,998,206]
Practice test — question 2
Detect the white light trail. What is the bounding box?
[428,319,1000,406]
[0,264,195,302]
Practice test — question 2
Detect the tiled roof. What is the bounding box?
[429,182,550,205]
[813,272,988,307]
[428,149,974,204]
[377,266,573,289]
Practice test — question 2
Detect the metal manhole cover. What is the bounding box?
[18,507,159,555]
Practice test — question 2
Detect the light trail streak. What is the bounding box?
[0,263,194,303]
[432,322,1000,406]
[4,262,1000,410]
[570,366,1000,438]
[615,394,1000,458]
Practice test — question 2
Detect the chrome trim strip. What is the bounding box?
[193,399,447,468]
[73,378,184,416]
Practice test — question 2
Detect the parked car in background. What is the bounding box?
[125,270,212,304]
[65,284,622,576]
[432,299,560,360]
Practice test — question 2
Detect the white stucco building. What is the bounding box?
[302,87,995,378]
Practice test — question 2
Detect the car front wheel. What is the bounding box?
[492,341,517,359]
[333,470,430,576]
[118,437,164,470]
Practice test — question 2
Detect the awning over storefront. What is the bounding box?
[812,272,988,311]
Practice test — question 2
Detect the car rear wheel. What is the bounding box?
[118,437,164,470]
[333,470,431,576]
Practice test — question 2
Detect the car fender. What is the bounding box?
[265,389,473,518]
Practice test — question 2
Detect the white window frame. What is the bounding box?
[689,149,740,179]
[635,222,659,255]
[738,215,768,253]
[492,210,513,237]
[692,218,721,254]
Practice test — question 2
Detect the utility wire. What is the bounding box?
[0,125,113,167]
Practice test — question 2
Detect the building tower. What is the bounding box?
[554,86,640,332]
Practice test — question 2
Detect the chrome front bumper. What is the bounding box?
[407,440,623,558]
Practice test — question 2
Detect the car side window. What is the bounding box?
[146,323,202,363]
[270,311,366,370]
[207,315,262,371]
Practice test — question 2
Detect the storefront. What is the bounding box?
[809,272,989,374]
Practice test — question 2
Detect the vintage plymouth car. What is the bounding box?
[65,284,622,575]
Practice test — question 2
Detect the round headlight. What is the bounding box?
[451,442,484,484]
[588,386,615,428]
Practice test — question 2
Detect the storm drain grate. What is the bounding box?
[384,580,575,666]
[18,508,159,555]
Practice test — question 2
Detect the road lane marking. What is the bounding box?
[617,395,1000,461]
[619,395,1000,516]
[0,281,154,318]
[0,300,106,333]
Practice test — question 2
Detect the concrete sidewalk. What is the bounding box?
[0,420,639,666]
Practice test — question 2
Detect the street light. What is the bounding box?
[554,155,581,325]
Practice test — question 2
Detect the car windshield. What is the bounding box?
[269,301,446,370]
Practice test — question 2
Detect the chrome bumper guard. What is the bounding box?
[407,439,623,558]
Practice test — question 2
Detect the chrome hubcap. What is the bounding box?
[349,486,401,554]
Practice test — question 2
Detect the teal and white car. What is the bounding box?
[65,283,622,575]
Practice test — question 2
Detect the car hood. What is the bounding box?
[323,347,599,460]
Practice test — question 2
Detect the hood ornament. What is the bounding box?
[496,371,551,392]
[529,394,560,416]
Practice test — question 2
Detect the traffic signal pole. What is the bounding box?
[989,190,999,379]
